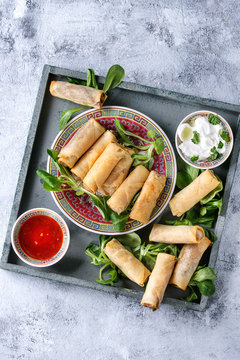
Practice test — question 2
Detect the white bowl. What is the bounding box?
[175,110,234,169]
[11,208,70,267]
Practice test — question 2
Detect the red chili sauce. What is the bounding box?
[18,215,63,260]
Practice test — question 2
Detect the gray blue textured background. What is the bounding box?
[1,1,240,359]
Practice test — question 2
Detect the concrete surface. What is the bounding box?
[0,0,240,359]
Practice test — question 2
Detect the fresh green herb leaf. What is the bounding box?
[115,118,149,150]
[116,233,141,251]
[208,114,221,125]
[67,77,87,85]
[103,65,125,93]
[176,172,193,189]
[220,130,230,142]
[59,106,90,130]
[207,146,221,161]
[139,243,178,271]
[132,144,154,168]
[196,280,215,296]
[200,206,207,216]
[205,198,223,215]
[218,141,224,149]
[190,155,199,162]
[191,131,200,144]
[47,148,59,162]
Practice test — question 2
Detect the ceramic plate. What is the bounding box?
[48,106,176,235]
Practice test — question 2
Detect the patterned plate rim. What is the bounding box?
[47,106,177,235]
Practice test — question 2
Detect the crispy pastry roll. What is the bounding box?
[169,170,220,217]
[141,253,176,310]
[149,224,205,244]
[50,81,107,109]
[71,130,117,180]
[130,171,166,224]
[169,236,211,290]
[83,143,126,193]
[98,148,135,196]
[104,239,151,287]
[58,117,105,168]
[107,165,149,215]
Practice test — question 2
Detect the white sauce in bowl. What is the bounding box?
[178,116,226,161]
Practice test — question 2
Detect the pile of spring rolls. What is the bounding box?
[57,116,167,224]
[103,170,220,311]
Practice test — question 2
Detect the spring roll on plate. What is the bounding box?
[141,253,176,310]
[50,81,107,109]
[98,148,135,196]
[104,239,151,287]
[149,224,205,244]
[170,236,211,290]
[83,142,126,193]
[107,165,149,215]
[71,130,117,180]
[58,117,105,168]
[169,170,220,217]
[130,171,166,224]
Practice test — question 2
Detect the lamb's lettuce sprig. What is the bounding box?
[184,266,216,302]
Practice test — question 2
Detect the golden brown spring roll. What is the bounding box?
[141,253,176,310]
[71,130,117,180]
[83,143,126,193]
[107,165,149,215]
[130,171,166,224]
[50,81,107,109]
[169,236,211,290]
[149,224,205,244]
[98,148,135,196]
[104,239,151,287]
[58,117,105,168]
[169,170,220,217]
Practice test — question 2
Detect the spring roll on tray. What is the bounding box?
[149,224,205,244]
[170,236,211,290]
[130,171,166,224]
[169,170,220,217]
[71,130,117,180]
[104,239,151,287]
[98,148,135,196]
[141,253,176,310]
[83,142,126,193]
[50,81,107,109]
[107,165,149,215]
[58,117,105,168]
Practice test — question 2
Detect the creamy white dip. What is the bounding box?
[178,116,226,161]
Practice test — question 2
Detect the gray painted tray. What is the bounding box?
[1,65,240,311]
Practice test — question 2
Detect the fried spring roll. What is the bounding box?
[107,165,149,215]
[71,130,117,180]
[98,148,135,196]
[83,143,126,193]
[58,117,105,168]
[169,170,220,217]
[141,253,176,310]
[50,81,107,109]
[169,236,211,290]
[149,224,205,244]
[104,239,151,287]
[130,171,166,224]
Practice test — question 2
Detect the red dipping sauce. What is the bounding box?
[18,215,63,260]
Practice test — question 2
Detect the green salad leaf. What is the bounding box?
[59,106,90,130]
[86,68,98,89]
[200,177,223,204]
[67,77,87,85]
[184,266,216,302]
[176,156,199,189]
[103,64,125,93]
